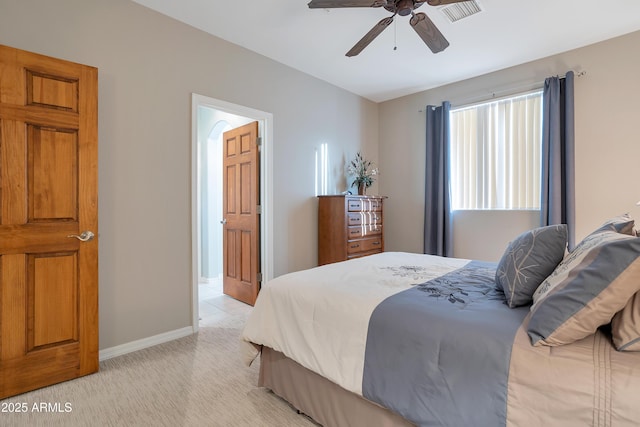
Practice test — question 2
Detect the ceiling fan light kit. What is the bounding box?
[308,0,471,56]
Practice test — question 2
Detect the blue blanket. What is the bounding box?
[362,261,529,427]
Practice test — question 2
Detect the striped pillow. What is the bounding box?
[612,292,640,351]
[595,213,635,235]
[528,229,640,346]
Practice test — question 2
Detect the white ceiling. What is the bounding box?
[132,0,640,102]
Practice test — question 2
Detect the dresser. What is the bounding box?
[318,195,386,265]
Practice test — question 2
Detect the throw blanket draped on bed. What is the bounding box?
[363,261,528,426]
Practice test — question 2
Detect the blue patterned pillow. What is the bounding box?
[495,225,568,308]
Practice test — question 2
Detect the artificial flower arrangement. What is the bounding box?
[347,152,379,195]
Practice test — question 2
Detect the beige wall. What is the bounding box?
[379,30,640,259]
[0,0,379,349]
[3,0,639,351]
[451,210,539,262]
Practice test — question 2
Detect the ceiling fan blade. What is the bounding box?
[308,0,387,8]
[426,0,470,5]
[346,16,394,57]
[409,12,449,53]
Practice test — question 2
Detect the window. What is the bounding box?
[449,91,543,210]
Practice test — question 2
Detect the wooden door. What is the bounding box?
[222,122,260,306]
[0,45,98,398]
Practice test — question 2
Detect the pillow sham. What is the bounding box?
[594,213,635,235]
[611,291,640,351]
[495,224,567,308]
[531,217,635,305]
[527,230,640,347]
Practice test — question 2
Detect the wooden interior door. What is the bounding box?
[222,121,260,306]
[0,45,98,398]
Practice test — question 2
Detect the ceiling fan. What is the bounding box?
[307,0,469,57]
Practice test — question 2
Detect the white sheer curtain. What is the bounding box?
[449,91,542,210]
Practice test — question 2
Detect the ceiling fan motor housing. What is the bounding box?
[386,0,424,16]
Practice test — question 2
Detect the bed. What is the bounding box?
[241,219,640,427]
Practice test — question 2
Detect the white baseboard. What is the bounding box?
[99,326,195,361]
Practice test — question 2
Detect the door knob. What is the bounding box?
[220,219,227,225]
[67,231,95,242]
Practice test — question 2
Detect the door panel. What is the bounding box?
[241,230,252,282]
[29,253,78,349]
[26,70,79,111]
[225,229,237,279]
[226,164,236,214]
[222,121,260,306]
[240,162,252,214]
[0,44,98,398]
[29,126,78,220]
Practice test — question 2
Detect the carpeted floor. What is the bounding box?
[0,294,318,427]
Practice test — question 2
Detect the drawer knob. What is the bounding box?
[350,244,360,249]
[373,241,380,245]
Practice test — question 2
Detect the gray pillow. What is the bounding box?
[495,224,567,308]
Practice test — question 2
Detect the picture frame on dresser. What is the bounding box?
[317,195,387,265]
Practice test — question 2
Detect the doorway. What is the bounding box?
[191,94,274,331]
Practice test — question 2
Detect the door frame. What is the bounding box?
[190,93,274,331]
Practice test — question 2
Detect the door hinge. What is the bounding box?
[256,205,262,214]
[256,137,262,146]
[257,272,263,282]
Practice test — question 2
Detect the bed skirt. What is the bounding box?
[259,347,414,427]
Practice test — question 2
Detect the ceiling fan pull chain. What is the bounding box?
[394,17,397,51]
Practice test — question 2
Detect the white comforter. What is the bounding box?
[241,252,469,395]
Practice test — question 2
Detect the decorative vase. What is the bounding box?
[358,182,366,195]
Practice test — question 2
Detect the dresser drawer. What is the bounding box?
[347,198,383,212]
[347,249,382,260]
[347,224,382,239]
[347,237,383,254]
[347,212,382,226]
